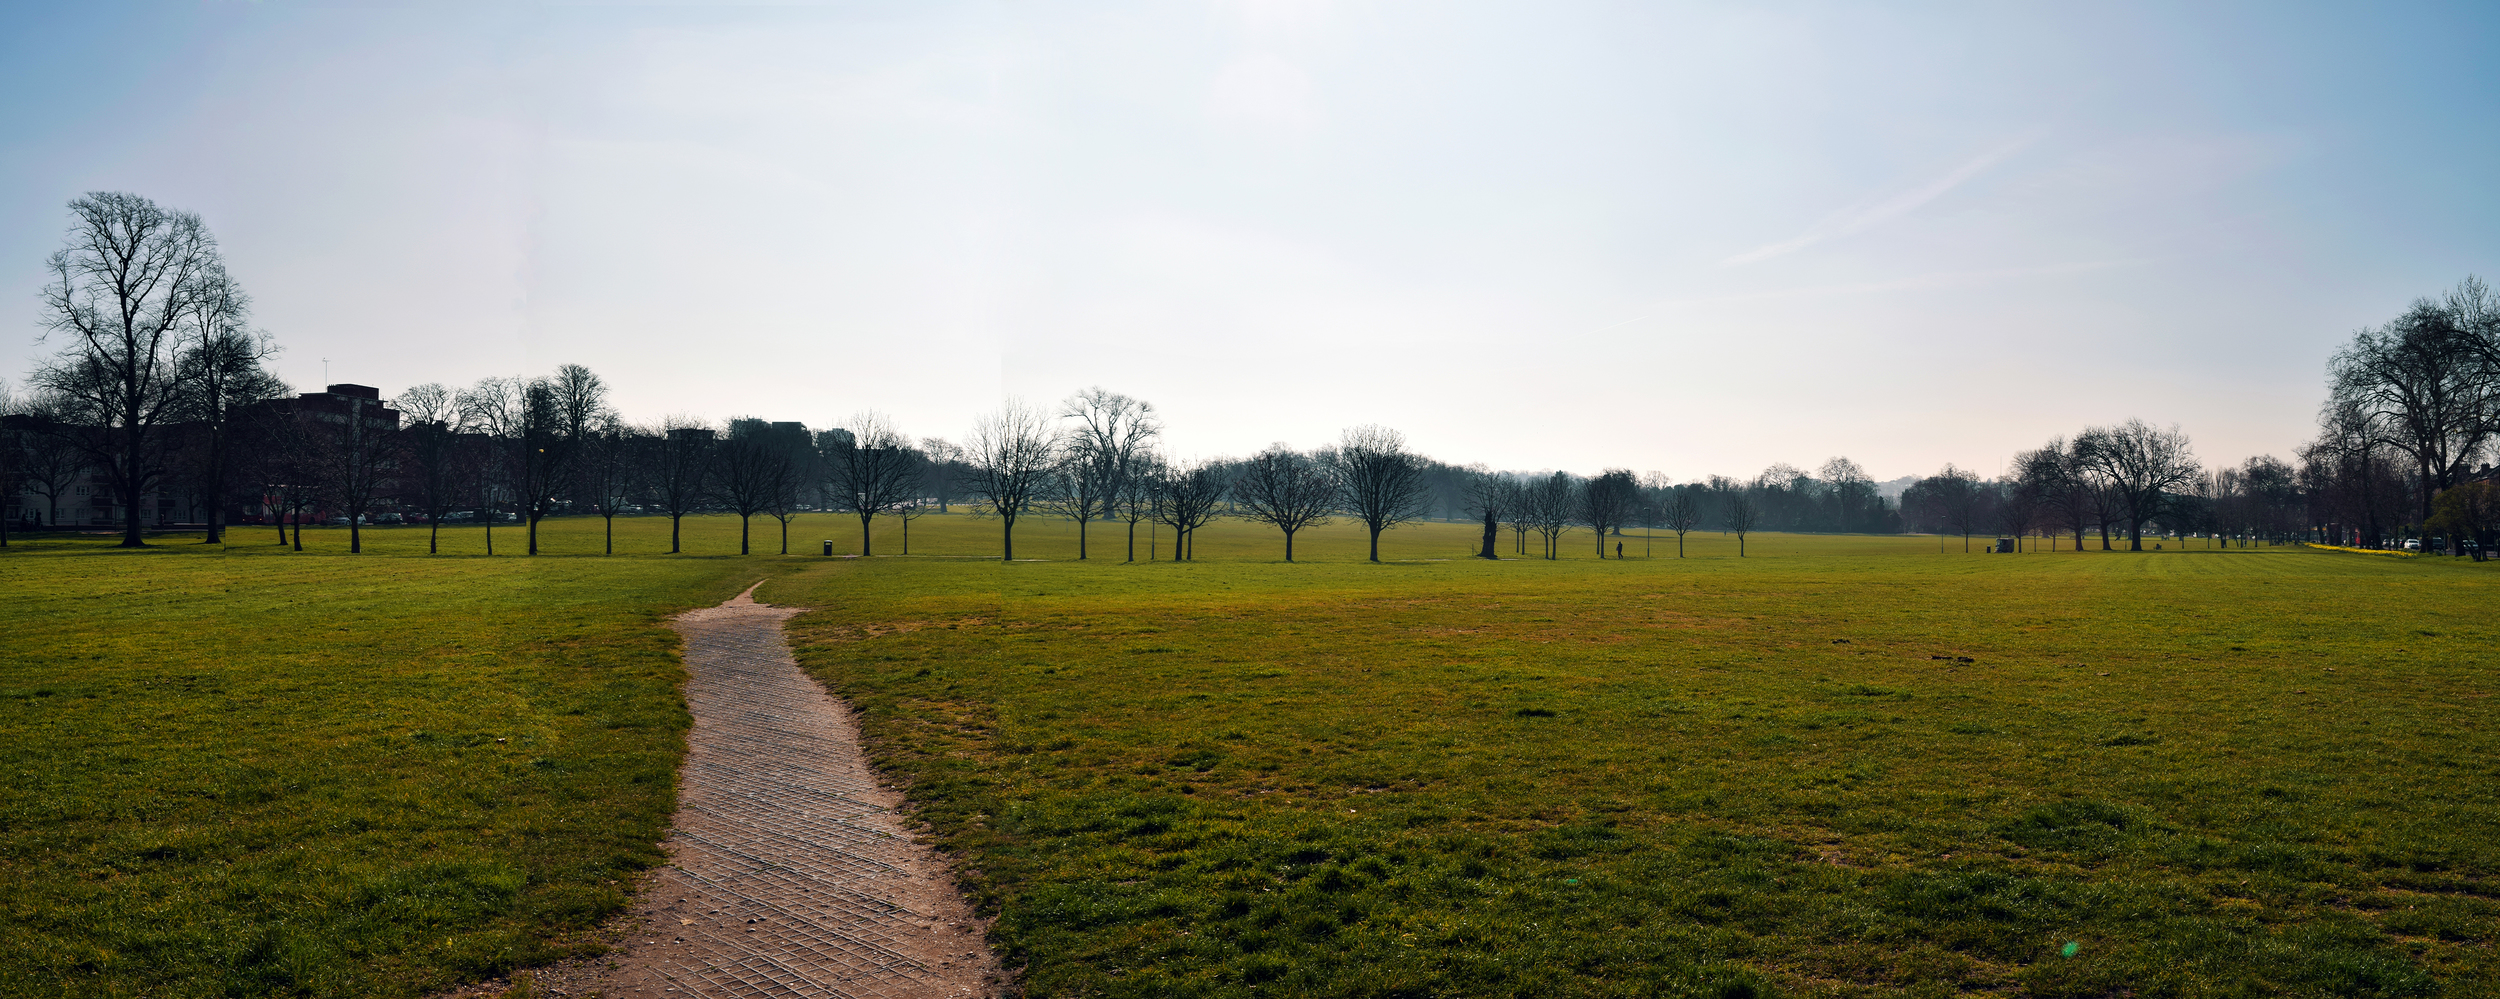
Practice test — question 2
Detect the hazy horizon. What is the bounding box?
[5,1,2496,483]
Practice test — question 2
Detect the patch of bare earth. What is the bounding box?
[446,583,1002,999]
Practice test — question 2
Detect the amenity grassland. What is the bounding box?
[3,513,2492,997]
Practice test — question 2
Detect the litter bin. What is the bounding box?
[822,540,834,557]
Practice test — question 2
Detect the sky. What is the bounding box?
[4,1,2496,482]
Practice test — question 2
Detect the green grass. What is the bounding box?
[0,532,780,998]
[773,526,2498,998]
[5,513,2492,997]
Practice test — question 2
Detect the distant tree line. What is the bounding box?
[7,193,2496,558]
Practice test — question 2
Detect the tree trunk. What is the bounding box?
[1479,511,1497,559]
[120,419,144,548]
[1284,528,1295,562]
[1127,520,1137,562]
[740,515,750,555]
[1367,523,1382,563]
[605,515,614,555]
[1078,518,1088,560]
[204,430,224,545]
[860,512,874,556]
[291,511,303,552]
[430,521,440,554]
[1738,534,1746,557]
[671,514,682,554]
[1002,515,1014,562]
[528,512,540,555]
[351,519,361,554]
[780,518,789,555]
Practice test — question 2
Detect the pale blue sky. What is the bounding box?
[5,1,2495,480]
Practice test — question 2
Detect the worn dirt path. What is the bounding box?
[489,582,1000,999]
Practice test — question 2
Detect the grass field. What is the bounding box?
[4,513,2493,997]
[0,533,781,998]
[772,520,2498,998]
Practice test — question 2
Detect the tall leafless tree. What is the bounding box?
[2077,419,2200,551]
[394,383,463,554]
[1114,451,1161,562]
[965,400,1057,561]
[1819,457,1877,532]
[1524,472,1575,559]
[13,392,89,530]
[713,419,798,556]
[1578,468,1639,558]
[649,420,714,554]
[1234,445,1338,561]
[826,412,924,556]
[1662,486,1702,557]
[1722,490,1759,557]
[2330,301,2498,522]
[172,262,281,544]
[32,192,220,546]
[329,390,397,554]
[920,437,964,512]
[1331,424,1430,563]
[457,377,522,555]
[1059,388,1161,560]
[584,419,645,555]
[1463,468,1513,559]
[518,364,609,555]
[1912,464,1986,551]
[1151,458,1228,561]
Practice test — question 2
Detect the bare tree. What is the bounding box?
[965,400,1057,561]
[13,392,89,530]
[920,437,964,512]
[584,419,645,555]
[1661,486,1702,558]
[2077,419,2200,551]
[324,389,399,555]
[1151,458,1229,560]
[457,377,522,555]
[394,384,462,554]
[1818,457,1877,532]
[1059,388,1162,560]
[172,262,282,544]
[32,192,220,546]
[1722,490,1759,557]
[826,412,924,556]
[1463,468,1513,560]
[2330,301,2499,522]
[1235,445,1338,561]
[1524,472,1575,559]
[1578,468,1639,558]
[1331,424,1431,562]
[1908,464,1986,551]
[1114,451,1161,562]
[519,364,608,555]
[650,420,715,554]
[713,419,799,556]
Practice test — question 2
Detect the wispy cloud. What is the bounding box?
[1724,132,2042,266]
[1575,256,2146,338]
